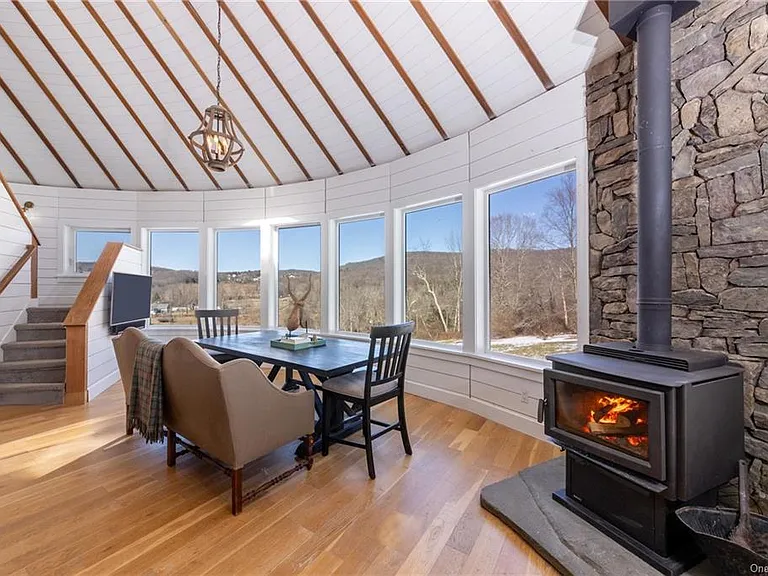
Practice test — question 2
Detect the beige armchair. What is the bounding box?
[162,338,315,515]
[112,327,148,435]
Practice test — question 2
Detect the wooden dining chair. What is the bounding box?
[321,322,415,479]
[195,309,239,364]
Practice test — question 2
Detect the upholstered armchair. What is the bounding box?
[161,338,315,515]
[112,327,148,435]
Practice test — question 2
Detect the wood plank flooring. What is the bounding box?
[0,383,560,575]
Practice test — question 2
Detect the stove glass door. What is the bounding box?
[554,379,649,460]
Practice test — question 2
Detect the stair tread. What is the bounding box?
[15,322,64,329]
[0,382,65,391]
[0,358,66,370]
[2,339,66,349]
[26,306,70,310]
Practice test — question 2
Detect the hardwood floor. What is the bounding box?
[0,383,560,575]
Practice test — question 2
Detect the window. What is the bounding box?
[338,217,385,333]
[149,231,199,325]
[216,229,260,325]
[488,171,578,359]
[278,225,321,331]
[405,202,462,344]
[74,229,131,273]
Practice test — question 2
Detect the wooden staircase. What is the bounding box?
[0,307,69,405]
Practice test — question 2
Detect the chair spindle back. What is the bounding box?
[365,322,415,397]
[195,309,240,339]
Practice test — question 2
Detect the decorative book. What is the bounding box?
[270,336,327,351]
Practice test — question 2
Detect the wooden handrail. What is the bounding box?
[64,241,124,327]
[0,244,36,296]
[64,242,125,405]
[0,169,41,246]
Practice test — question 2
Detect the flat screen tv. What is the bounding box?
[110,272,152,327]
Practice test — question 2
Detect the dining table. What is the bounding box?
[196,329,371,455]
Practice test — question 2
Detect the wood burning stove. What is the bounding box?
[541,343,743,574]
[536,3,745,573]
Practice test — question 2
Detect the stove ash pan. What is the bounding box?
[542,343,744,502]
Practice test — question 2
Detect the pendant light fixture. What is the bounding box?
[188,0,244,172]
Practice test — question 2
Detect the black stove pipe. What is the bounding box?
[635,4,673,352]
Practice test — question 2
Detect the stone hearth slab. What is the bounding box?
[480,457,716,576]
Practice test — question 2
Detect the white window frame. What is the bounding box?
[144,228,203,326]
[63,225,134,275]
[476,160,582,367]
[400,195,464,350]
[334,212,386,335]
[213,227,262,326]
[274,220,326,332]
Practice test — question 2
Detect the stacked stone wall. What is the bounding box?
[587,0,768,508]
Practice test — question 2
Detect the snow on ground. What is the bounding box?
[491,334,577,347]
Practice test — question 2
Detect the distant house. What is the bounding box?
[152,303,169,315]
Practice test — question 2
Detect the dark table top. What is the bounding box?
[196,330,371,379]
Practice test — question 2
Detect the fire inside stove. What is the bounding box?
[554,380,650,460]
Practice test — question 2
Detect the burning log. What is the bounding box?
[588,415,645,436]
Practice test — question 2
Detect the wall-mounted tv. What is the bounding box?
[110,272,152,327]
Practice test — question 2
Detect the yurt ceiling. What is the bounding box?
[0,1,622,191]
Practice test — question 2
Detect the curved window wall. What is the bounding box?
[142,163,584,366]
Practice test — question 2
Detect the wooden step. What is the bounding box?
[2,339,66,362]
[0,358,65,384]
[0,382,64,405]
[14,322,66,342]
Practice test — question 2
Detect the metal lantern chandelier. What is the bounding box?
[188,0,244,172]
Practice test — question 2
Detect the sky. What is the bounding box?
[279,225,321,271]
[218,229,260,272]
[339,217,385,265]
[150,231,200,270]
[77,171,573,271]
[75,230,132,263]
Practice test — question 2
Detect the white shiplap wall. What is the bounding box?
[3,76,588,437]
[12,185,139,308]
[0,179,32,351]
[87,245,143,399]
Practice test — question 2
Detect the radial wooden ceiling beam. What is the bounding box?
[181,0,311,181]
[350,0,447,141]
[0,23,119,189]
[300,1,409,156]
[488,0,554,91]
[115,1,251,189]
[146,0,281,186]
[0,75,79,187]
[219,1,342,175]
[81,0,222,190]
[0,129,37,185]
[410,0,495,120]
[47,1,189,191]
[257,0,374,167]
[13,1,155,191]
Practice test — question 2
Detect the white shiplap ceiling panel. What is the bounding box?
[223,2,370,174]
[313,1,442,153]
[363,1,488,141]
[0,0,621,191]
[266,2,404,166]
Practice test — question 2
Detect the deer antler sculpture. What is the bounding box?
[285,274,313,335]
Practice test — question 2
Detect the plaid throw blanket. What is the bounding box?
[127,339,165,443]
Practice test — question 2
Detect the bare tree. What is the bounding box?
[543,173,577,331]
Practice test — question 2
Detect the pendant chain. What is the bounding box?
[216,0,222,105]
